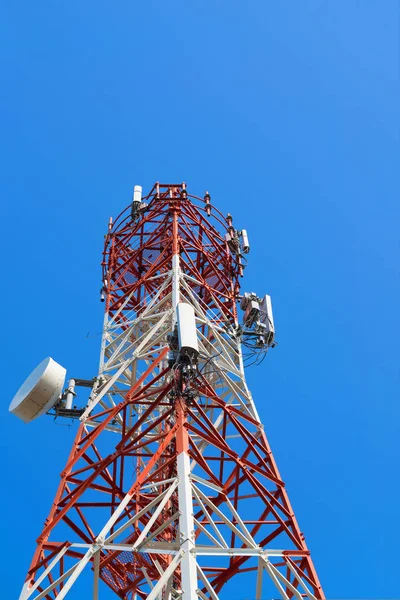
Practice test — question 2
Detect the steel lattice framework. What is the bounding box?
[19,182,325,600]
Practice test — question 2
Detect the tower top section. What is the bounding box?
[101,182,249,330]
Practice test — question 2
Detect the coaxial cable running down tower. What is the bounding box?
[13,182,325,599]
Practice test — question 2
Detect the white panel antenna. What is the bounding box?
[131,184,143,220]
[260,294,275,345]
[133,185,142,205]
[176,302,199,360]
[241,229,250,253]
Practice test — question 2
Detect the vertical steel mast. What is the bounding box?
[19,182,325,600]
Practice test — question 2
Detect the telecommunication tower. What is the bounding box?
[11,183,324,599]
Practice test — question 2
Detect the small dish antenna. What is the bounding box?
[9,357,66,423]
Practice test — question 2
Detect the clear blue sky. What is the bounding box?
[1,1,398,598]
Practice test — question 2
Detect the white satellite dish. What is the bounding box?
[9,357,66,423]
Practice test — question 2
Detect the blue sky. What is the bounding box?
[1,1,398,598]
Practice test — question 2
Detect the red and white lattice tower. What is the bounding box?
[19,182,325,600]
